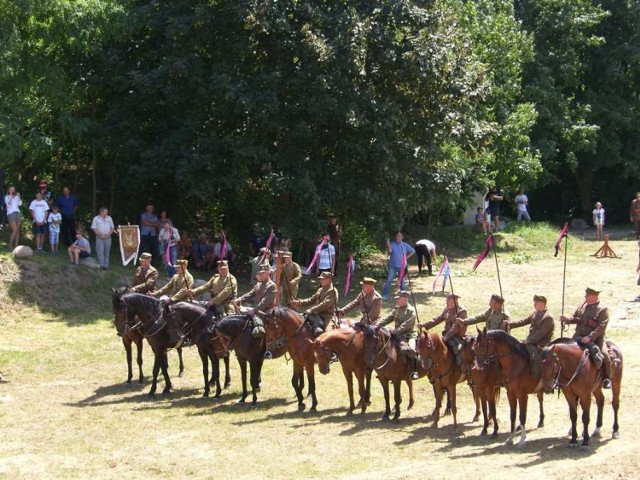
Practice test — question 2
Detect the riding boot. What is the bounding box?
[448,340,463,366]
[588,343,603,369]
[602,352,612,389]
[411,358,419,380]
[165,310,185,347]
[526,344,541,378]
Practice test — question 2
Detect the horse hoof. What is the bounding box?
[472,415,480,422]
[517,441,526,449]
[346,410,354,417]
[393,417,400,424]
[580,444,590,450]
[178,371,184,378]
[504,438,514,446]
[381,414,390,421]
[407,403,414,411]
[537,422,544,429]
[480,429,487,436]
[298,403,306,412]
[310,406,317,413]
[612,431,620,439]
[491,432,498,439]
[138,379,144,384]
[126,379,132,384]
[238,399,246,404]
[224,381,231,389]
[250,402,258,408]
[203,392,209,398]
[162,388,171,395]
[592,428,601,437]
[147,392,155,397]
[568,442,578,448]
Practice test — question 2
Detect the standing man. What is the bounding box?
[414,239,436,276]
[280,251,302,305]
[630,192,640,240]
[234,264,277,338]
[462,294,510,331]
[91,207,115,270]
[291,271,338,337]
[505,295,554,377]
[327,215,342,275]
[381,232,415,300]
[515,188,531,222]
[421,294,468,365]
[376,291,419,380]
[316,236,336,275]
[337,277,382,326]
[189,260,238,317]
[131,252,158,294]
[560,288,612,389]
[56,186,78,246]
[29,191,49,252]
[139,203,159,264]
[485,186,503,232]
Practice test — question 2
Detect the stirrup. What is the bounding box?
[411,371,419,380]
[330,353,339,363]
[264,350,273,360]
[602,379,612,389]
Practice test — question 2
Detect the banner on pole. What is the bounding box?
[118,225,140,266]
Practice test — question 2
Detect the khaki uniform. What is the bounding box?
[298,285,338,326]
[151,271,194,303]
[377,304,417,349]
[280,262,302,303]
[238,279,277,312]
[424,306,468,336]
[340,290,383,324]
[565,302,608,347]
[465,308,510,331]
[191,273,238,315]
[510,310,554,347]
[131,265,158,294]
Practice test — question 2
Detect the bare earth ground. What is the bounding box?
[1,231,640,479]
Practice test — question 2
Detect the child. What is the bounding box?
[68,229,91,265]
[475,207,489,234]
[48,205,62,254]
[592,202,605,241]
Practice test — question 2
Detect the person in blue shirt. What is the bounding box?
[139,203,159,264]
[381,232,415,300]
[68,229,91,265]
[55,186,78,247]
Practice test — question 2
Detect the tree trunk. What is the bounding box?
[92,142,97,214]
[575,160,594,221]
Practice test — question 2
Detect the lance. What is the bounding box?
[405,261,420,325]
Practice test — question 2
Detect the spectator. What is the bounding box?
[47,204,62,254]
[484,186,503,232]
[68,229,91,265]
[327,215,342,275]
[475,207,490,235]
[316,235,336,275]
[381,232,415,300]
[192,233,215,270]
[4,186,22,250]
[593,202,605,241]
[629,192,640,240]
[178,231,193,261]
[56,186,78,246]
[158,219,180,277]
[414,239,436,276]
[0,168,5,228]
[38,181,53,207]
[91,207,115,270]
[515,188,531,222]
[139,203,159,263]
[29,191,49,252]
[213,235,236,265]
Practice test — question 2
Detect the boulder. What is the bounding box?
[570,218,589,231]
[79,256,100,269]
[192,279,211,301]
[12,245,33,258]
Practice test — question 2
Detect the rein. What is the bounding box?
[551,348,590,391]
[423,334,454,379]
[370,330,392,371]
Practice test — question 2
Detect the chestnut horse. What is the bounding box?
[262,307,319,411]
[542,339,623,447]
[314,326,373,415]
[476,328,546,446]
[417,331,480,428]
[363,325,428,421]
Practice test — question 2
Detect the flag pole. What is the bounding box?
[493,248,503,299]
[405,263,420,324]
[561,232,568,336]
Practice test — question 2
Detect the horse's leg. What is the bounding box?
[238,357,248,403]
[223,355,231,389]
[250,357,263,405]
[198,347,210,398]
[161,349,172,394]
[307,363,318,412]
[355,367,367,414]
[177,346,185,377]
[365,368,372,405]
[489,387,499,437]
[292,362,305,411]
[612,371,621,439]
[592,388,604,437]
[517,393,528,447]
[449,384,458,429]
[135,336,144,383]
[566,391,579,446]
[381,379,391,421]
[211,354,222,398]
[480,393,488,436]
[392,380,402,422]
[343,367,356,416]
[536,391,544,428]
[505,390,517,445]
[123,337,133,384]
[407,379,415,410]
[471,384,480,422]
[444,388,451,416]
[149,351,160,396]
[579,394,591,448]
[431,383,443,428]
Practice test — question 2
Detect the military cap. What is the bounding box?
[139,252,152,260]
[533,295,547,303]
[281,251,292,258]
[360,277,376,286]
[585,287,600,296]
[218,260,228,268]
[176,259,188,266]
[395,291,410,299]
[319,271,333,280]
[446,293,460,300]
[490,294,504,304]
[257,264,271,273]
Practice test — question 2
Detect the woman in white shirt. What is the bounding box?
[4,185,23,250]
[158,219,180,277]
[91,207,115,270]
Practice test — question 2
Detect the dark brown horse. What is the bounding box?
[541,338,623,447]
[262,308,318,411]
[417,331,480,428]
[363,325,428,421]
[313,326,374,415]
[476,328,546,446]
[111,287,184,384]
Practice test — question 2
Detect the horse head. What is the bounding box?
[540,344,561,392]
[313,335,333,375]
[111,286,132,336]
[363,324,382,368]
[473,327,495,365]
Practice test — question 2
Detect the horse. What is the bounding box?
[212,314,287,405]
[541,338,623,447]
[313,326,374,416]
[475,328,546,446]
[262,307,319,411]
[417,331,480,428]
[363,325,428,421]
[111,287,184,384]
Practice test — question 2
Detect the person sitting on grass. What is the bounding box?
[475,207,490,235]
[68,229,91,265]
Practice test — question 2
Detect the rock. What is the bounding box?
[192,279,211,301]
[79,257,100,269]
[570,218,588,231]
[12,245,33,258]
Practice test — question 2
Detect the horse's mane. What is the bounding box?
[486,330,529,360]
[549,337,576,345]
[123,292,162,316]
[428,332,447,353]
[269,307,303,323]
[216,314,250,332]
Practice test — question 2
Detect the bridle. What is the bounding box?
[367,328,392,371]
[421,332,454,378]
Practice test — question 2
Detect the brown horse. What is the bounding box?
[314,326,373,415]
[363,325,428,421]
[541,339,623,447]
[262,307,318,411]
[417,331,480,428]
[476,328,546,446]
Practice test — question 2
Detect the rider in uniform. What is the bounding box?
[291,271,338,338]
[505,295,554,377]
[376,291,419,380]
[560,287,612,389]
[189,260,238,317]
[462,294,510,331]
[420,294,468,365]
[337,277,382,326]
[234,264,277,338]
[280,251,302,305]
[131,252,158,294]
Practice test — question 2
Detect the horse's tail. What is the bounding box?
[494,387,501,406]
